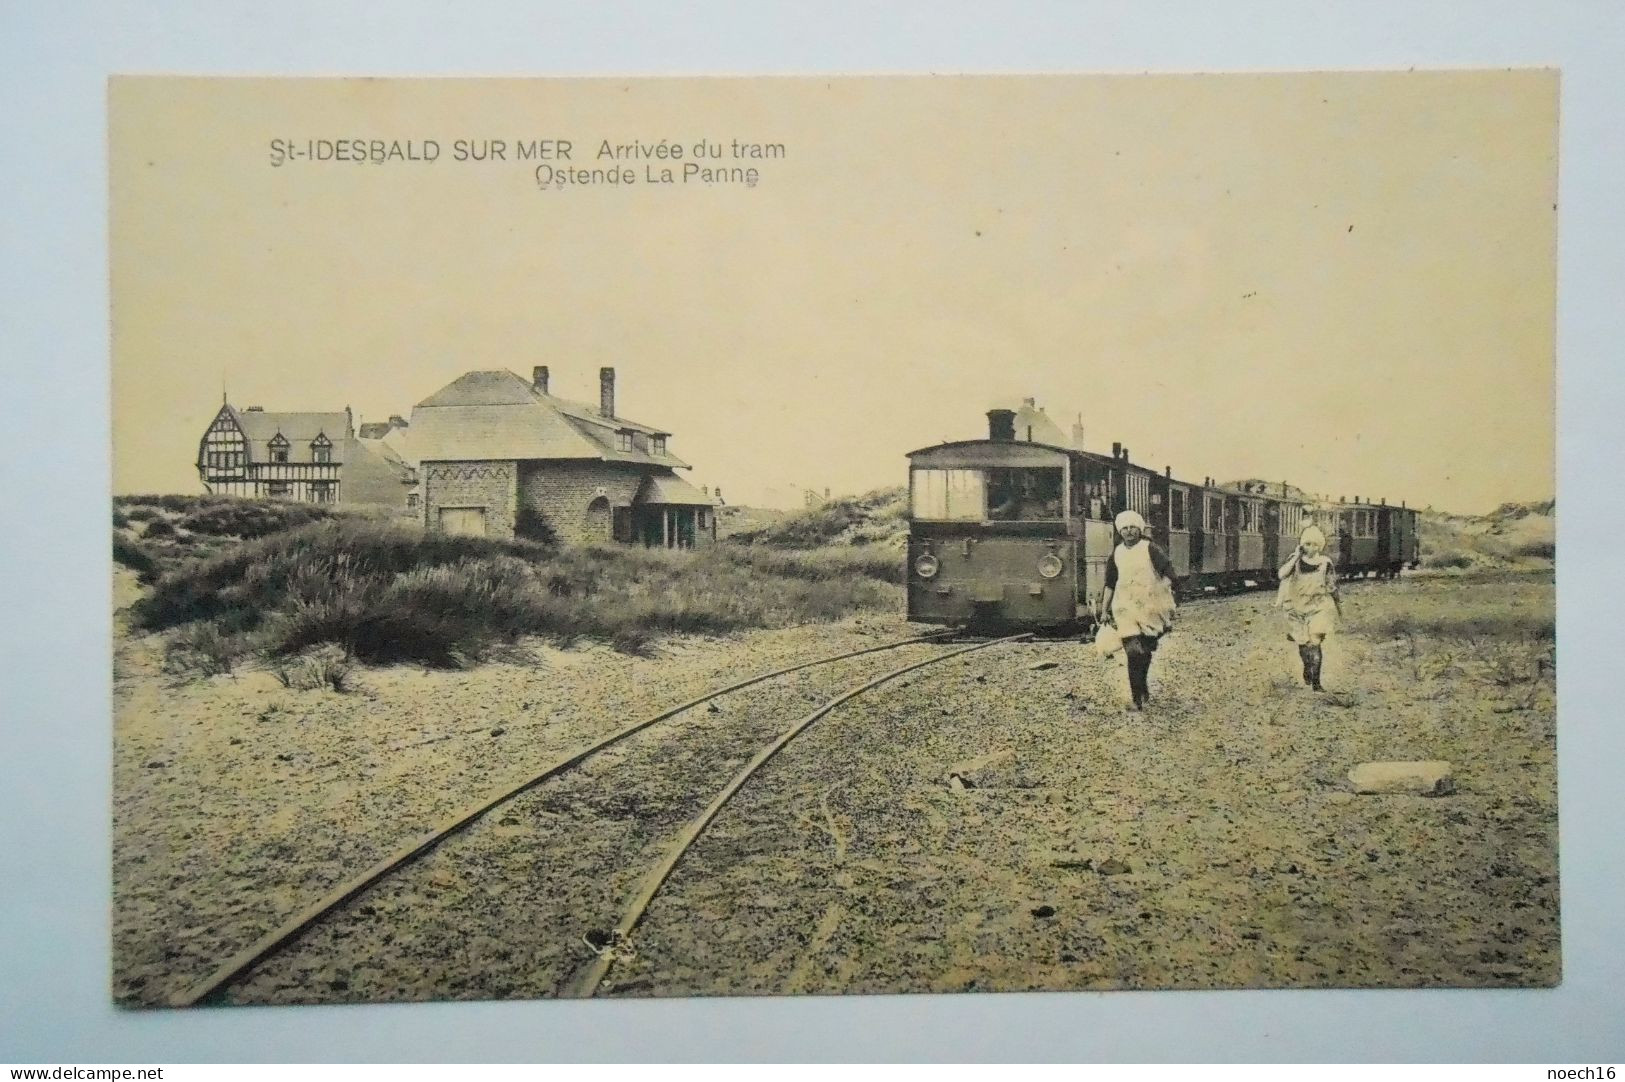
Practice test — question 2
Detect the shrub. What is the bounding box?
[142,517,179,540]
[1423,549,1473,570]
[1513,538,1556,560]
[515,504,557,545]
[179,500,334,539]
[165,621,237,676]
[120,494,207,512]
[113,507,130,529]
[112,535,160,584]
[269,645,355,692]
[132,519,898,671]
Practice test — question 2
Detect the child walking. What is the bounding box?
[1098,510,1179,709]
[1277,524,1342,690]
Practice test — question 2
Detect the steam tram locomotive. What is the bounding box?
[905,408,1420,631]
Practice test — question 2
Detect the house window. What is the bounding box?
[311,434,332,464]
[651,436,667,456]
[616,431,634,453]
[269,433,290,464]
[266,482,291,497]
[311,482,335,504]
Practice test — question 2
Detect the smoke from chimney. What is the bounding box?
[599,367,615,418]
[533,366,549,395]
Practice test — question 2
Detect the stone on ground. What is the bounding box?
[1347,760,1455,796]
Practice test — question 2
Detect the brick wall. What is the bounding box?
[423,460,518,538]
[518,460,644,544]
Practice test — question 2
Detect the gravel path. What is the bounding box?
[112,570,1557,1006]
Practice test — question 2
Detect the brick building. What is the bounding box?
[196,400,415,506]
[411,367,717,546]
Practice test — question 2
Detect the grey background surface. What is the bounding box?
[2,0,1621,1063]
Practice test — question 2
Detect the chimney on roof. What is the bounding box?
[1111,441,1122,458]
[987,409,1015,441]
[1071,414,1085,452]
[245,406,264,412]
[388,414,408,430]
[533,366,549,395]
[599,367,615,418]
[1022,396,1036,407]
[345,405,353,435]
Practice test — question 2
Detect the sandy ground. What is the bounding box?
[111,568,1557,1006]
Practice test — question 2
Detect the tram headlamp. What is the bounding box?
[1037,553,1064,579]
[914,553,940,579]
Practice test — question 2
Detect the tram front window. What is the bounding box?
[986,468,1063,520]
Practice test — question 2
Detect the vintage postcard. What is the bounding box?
[109,72,1558,1007]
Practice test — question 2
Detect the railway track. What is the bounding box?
[172,630,1029,1006]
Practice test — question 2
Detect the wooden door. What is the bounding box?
[438,506,487,537]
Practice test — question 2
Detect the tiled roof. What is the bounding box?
[225,407,351,464]
[411,370,690,467]
[636,471,717,506]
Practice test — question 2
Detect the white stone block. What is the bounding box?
[1347,760,1455,796]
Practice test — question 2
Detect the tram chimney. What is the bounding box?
[533,366,549,394]
[987,409,1016,441]
[1165,466,1172,478]
[599,367,615,418]
[1111,441,1122,459]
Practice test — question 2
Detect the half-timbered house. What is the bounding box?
[196,401,415,506]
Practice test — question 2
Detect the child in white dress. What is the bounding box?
[1098,510,1179,709]
[1277,524,1342,691]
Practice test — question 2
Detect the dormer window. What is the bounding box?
[311,432,332,464]
[615,430,634,453]
[651,435,667,456]
[269,432,290,464]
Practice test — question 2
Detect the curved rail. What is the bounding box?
[171,630,957,1007]
[569,632,1032,998]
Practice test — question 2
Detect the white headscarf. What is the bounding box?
[1115,510,1147,532]
[1300,524,1327,547]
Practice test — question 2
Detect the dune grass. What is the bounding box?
[133,519,899,672]
[726,487,908,548]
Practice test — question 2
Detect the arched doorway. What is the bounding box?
[583,496,611,541]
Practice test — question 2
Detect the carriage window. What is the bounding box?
[1170,488,1188,532]
[985,467,1064,521]
[1126,473,1151,516]
[911,469,986,521]
[1075,461,1113,521]
[1204,494,1225,531]
[1240,501,1260,534]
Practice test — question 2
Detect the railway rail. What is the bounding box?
[171,629,1029,1006]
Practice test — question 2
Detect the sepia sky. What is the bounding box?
[110,71,1557,514]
